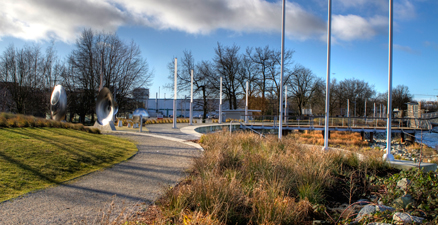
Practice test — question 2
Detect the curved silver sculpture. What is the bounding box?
[50,85,67,121]
[132,108,150,123]
[96,87,115,125]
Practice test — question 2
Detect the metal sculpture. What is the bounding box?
[96,87,116,125]
[50,85,67,121]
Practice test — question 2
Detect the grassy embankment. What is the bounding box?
[130,131,396,224]
[0,113,138,202]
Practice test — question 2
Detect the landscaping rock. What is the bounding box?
[397,178,411,190]
[393,212,424,224]
[392,194,414,209]
[355,205,376,221]
[376,205,395,212]
[355,204,396,222]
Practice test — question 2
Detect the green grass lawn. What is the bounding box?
[0,128,138,202]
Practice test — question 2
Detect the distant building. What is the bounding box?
[132,88,149,109]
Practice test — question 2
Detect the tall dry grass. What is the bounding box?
[151,131,388,225]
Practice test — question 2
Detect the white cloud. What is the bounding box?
[0,0,126,42]
[0,0,415,44]
[424,41,438,50]
[395,0,416,20]
[111,0,326,40]
[332,15,387,41]
[394,44,420,55]
[0,0,327,43]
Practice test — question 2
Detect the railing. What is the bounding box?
[422,111,438,119]
[239,114,434,131]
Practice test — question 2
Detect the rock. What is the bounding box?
[392,194,414,209]
[376,205,395,212]
[397,178,411,190]
[367,223,392,225]
[356,205,376,221]
[393,212,424,224]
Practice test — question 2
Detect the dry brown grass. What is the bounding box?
[134,131,389,225]
[291,130,369,150]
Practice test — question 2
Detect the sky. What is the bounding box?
[0,0,437,101]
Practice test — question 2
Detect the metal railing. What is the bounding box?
[238,114,434,131]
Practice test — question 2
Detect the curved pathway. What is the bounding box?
[0,124,202,224]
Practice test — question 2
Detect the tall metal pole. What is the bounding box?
[245,81,249,123]
[380,104,382,118]
[364,100,367,117]
[278,0,286,140]
[384,0,395,161]
[323,0,332,150]
[347,99,350,117]
[374,102,376,118]
[284,85,288,123]
[219,77,223,124]
[173,58,178,129]
[189,69,193,125]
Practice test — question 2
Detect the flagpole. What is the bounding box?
[323,0,332,150]
[279,0,285,139]
[384,0,395,161]
[173,58,177,129]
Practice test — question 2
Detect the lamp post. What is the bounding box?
[219,77,223,124]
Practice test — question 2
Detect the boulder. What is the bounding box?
[393,212,424,224]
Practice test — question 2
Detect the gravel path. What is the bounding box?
[0,131,202,224]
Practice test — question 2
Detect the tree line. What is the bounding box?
[0,29,153,123]
[168,43,416,119]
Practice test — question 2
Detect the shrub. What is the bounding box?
[6,117,17,128]
[15,116,29,128]
[0,117,6,127]
[0,113,92,133]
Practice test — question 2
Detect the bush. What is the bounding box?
[0,113,93,133]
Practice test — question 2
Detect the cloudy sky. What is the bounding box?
[0,0,437,101]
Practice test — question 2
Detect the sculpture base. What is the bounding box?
[383,152,395,161]
[93,121,116,131]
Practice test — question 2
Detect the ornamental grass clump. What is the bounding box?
[0,113,100,133]
[152,131,389,224]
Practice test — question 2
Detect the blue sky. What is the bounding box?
[0,0,437,101]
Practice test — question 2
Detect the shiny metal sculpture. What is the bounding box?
[132,108,150,123]
[50,85,67,121]
[96,87,116,125]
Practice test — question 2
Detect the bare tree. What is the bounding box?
[287,65,322,115]
[0,43,56,115]
[166,50,217,119]
[213,43,241,110]
[67,29,153,122]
